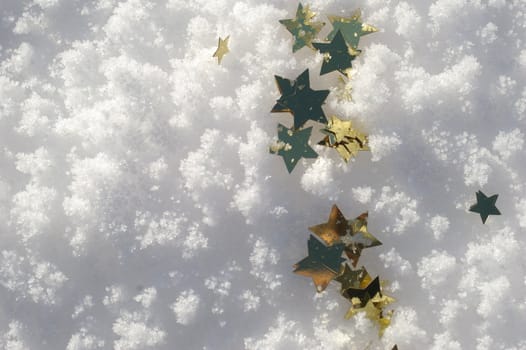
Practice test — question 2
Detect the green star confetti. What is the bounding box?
[327,9,377,49]
[313,30,360,75]
[469,190,501,224]
[271,69,330,129]
[269,123,318,173]
[280,3,325,52]
[293,235,346,292]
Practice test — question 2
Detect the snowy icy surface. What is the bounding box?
[0,0,526,349]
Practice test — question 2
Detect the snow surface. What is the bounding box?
[0,0,525,349]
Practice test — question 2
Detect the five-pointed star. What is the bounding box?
[308,204,352,245]
[271,69,330,129]
[342,275,381,306]
[318,115,369,162]
[294,235,346,292]
[279,3,325,52]
[213,35,230,64]
[313,30,360,75]
[342,212,382,266]
[345,292,395,336]
[469,190,501,224]
[334,264,369,293]
[269,124,318,173]
[327,9,377,49]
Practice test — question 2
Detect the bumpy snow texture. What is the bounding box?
[1,0,526,349]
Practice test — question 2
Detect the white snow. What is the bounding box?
[1,0,526,349]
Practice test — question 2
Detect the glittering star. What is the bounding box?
[294,235,346,292]
[342,275,381,305]
[279,3,325,52]
[269,124,317,173]
[345,292,395,336]
[334,264,369,293]
[342,212,382,266]
[469,190,501,224]
[327,9,377,49]
[213,35,230,64]
[308,205,353,245]
[318,115,369,162]
[313,30,360,75]
[271,69,330,129]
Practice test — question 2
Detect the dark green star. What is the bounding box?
[313,30,360,75]
[269,124,317,173]
[342,275,381,306]
[334,264,368,293]
[326,9,377,49]
[271,69,330,129]
[294,235,346,292]
[469,190,501,224]
[279,3,325,52]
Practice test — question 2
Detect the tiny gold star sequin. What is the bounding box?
[213,35,230,64]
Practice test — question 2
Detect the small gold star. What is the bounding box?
[213,35,230,64]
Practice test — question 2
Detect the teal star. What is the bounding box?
[269,124,318,173]
[313,30,360,75]
[271,69,329,129]
[294,235,346,292]
[326,9,377,49]
[279,3,325,52]
[469,190,501,224]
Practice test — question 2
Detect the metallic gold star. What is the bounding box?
[334,264,369,293]
[319,115,369,162]
[342,212,382,267]
[280,3,325,52]
[345,291,395,336]
[213,35,230,64]
[327,9,377,49]
[308,204,352,246]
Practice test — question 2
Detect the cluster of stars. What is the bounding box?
[269,3,376,172]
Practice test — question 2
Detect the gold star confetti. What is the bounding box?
[319,115,369,162]
[213,35,230,64]
[343,212,382,267]
[308,204,352,246]
[345,292,395,336]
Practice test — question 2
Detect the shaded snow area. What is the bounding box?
[0,0,525,349]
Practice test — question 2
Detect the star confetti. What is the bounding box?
[293,235,346,292]
[334,264,370,293]
[313,30,360,75]
[327,9,377,49]
[269,123,318,173]
[271,69,330,129]
[318,115,369,162]
[469,190,501,224]
[212,35,229,64]
[343,212,382,267]
[279,3,325,52]
[342,275,381,306]
[309,204,352,245]
[345,292,395,336]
